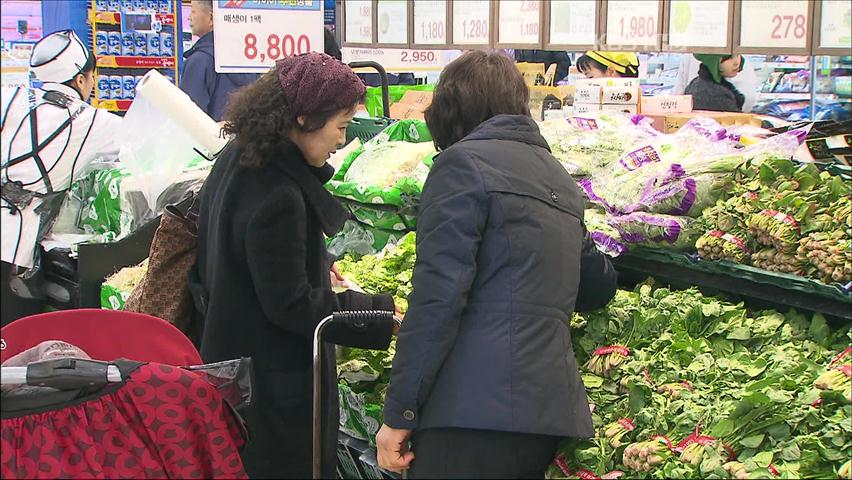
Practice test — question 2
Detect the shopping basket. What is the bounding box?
[0,310,252,479]
[312,310,401,479]
[347,61,395,144]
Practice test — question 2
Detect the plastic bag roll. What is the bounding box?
[135,69,227,155]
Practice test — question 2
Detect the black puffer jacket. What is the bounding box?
[685,64,746,112]
[383,114,617,438]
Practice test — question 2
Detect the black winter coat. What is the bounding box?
[383,115,617,439]
[685,64,746,112]
[193,142,395,478]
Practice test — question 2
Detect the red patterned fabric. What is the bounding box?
[1,363,248,479]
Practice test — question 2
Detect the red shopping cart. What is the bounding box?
[1,310,251,479]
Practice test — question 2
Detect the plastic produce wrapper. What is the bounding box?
[608,213,699,250]
[101,259,149,310]
[327,220,407,259]
[338,383,377,443]
[585,209,628,257]
[363,84,435,118]
[117,73,214,218]
[183,357,253,411]
[538,113,659,177]
[328,120,435,231]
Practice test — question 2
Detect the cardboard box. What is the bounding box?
[640,95,693,115]
[646,110,763,134]
[574,103,603,114]
[601,104,639,114]
[574,85,602,104]
[575,77,639,88]
[602,86,640,105]
[389,90,433,120]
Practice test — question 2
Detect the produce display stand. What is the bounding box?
[41,195,193,310]
[612,248,852,321]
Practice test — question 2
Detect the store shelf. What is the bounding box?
[612,249,852,321]
[762,62,810,70]
[96,55,176,69]
[90,10,175,27]
[758,92,811,100]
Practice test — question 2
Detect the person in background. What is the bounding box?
[192,53,398,478]
[376,50,618,478]
[672,54,758,112]
[685,54,746,112]
[1,30,121,326]
[576,51,640,78]
[180,0,258,121]
[324,27,342,61]
[514,49,572,83]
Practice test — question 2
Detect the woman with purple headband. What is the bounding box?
[190,53,398,478]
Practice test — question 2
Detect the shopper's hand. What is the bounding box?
[330,263,348,289]
[393,307,404,335]
[377,424,414,473]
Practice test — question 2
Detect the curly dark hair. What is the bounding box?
[425,51,530,151]
[221,70,349,168]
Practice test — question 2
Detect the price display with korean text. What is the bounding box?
[818,0,851,49]
[549,1,596,46]
[377,0,408,44]
[213,0,323,74]
[667,0,729,49]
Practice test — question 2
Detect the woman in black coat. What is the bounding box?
[192,53,397,478]
[376,51,618,478]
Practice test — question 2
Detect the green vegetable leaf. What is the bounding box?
[740,434,765,449]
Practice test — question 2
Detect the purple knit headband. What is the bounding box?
[275,53,365,117]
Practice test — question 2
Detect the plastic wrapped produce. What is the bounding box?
[608,213,698,250]
[584,209,628,257]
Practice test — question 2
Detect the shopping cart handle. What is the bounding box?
[332,310,399,332]
[24,358,117,390]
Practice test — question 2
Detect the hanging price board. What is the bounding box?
[414,0,448,46]
[452,0,490,46]
[344,0,373,44]
[736,0,813,53]
[602,0,662,50]
[546,0,597,48]
[342,47,460,71]
[377,0,408,45]
[497,0,543,47]
[666,0,732,53]
[213,0,323,73]
[813,0,852,54]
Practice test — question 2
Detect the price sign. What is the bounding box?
[345,0,372,44]
[414,0,447,45]
[739,0,810,49]
[213,0,323,74]
[453,0,490,45]
[605,0,660,47]
[342,47,461,71]
[667,1,730,49]
[377,0,408,44]
[499,0,541,45]
[549,1,596,46]
[818,0,852,49]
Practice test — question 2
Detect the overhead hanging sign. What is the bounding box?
[548,1,596,47]
[344,0,373,44]
[377,0,408,45]
[413,0,448,45]
[453,0,490,46]
[604,0,661,48]
[498,0,542,45]
[817,0,852,49]
[738,0,811,50]
[213,0,323,74]
[667,0,731,50]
